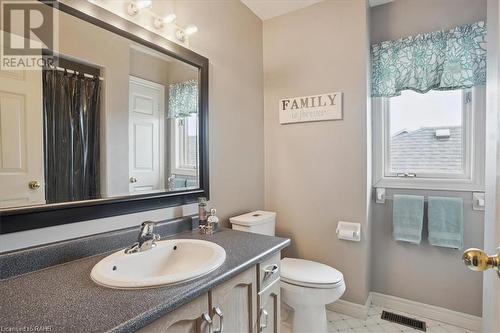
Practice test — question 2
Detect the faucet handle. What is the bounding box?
[140,221,156,235]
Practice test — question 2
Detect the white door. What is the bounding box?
[481,1,500,332]
[128,76,165,194]
[0,67,45,208]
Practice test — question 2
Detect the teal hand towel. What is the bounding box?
[428,196,463,249]
[392,195,424,244]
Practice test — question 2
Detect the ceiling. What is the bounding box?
[240,0,323,20]
[240,0,394,21]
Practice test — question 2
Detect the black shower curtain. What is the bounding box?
[43,70,101,203]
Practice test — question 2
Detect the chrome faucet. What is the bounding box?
[125,221,161,254]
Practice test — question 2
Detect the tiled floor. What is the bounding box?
[325,304,477,333]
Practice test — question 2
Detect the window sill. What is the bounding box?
[172,167,197,178]
[373,177,484,192]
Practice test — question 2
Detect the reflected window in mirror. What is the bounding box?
[169,114,199,191]
[168,79,199,191]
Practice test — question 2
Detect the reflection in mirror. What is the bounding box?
[0,8,200,209]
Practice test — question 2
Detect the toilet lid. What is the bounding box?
[280,258,343,288]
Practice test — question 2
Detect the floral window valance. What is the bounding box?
[168,79,198,118]
[371,21,487,98]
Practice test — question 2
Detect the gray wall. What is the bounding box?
[263,0,372,305]
[371,189,484,316]
[0,0,264,252]
[129,48,170,86]
[370,0,487,316]
[172,0,265,225]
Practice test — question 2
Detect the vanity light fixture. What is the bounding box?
[153,13,177,29]
[120,0,197,44]
[127,0,152,16]
[175,29,186,42]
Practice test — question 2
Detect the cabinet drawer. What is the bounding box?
[258,252,281,291]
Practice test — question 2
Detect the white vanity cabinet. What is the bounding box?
[137,253,281,333]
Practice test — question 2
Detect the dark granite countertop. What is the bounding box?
[0,228,289,333]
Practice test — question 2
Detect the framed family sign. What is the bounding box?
[279,92,343,124]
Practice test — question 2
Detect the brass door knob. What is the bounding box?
[129,177,138,183]
[28,181,41,190]
[462,248,500,274]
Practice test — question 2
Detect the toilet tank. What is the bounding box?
[229,211,276,236]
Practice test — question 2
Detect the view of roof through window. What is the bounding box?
[388,89,464,174]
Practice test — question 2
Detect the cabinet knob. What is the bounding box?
[129,177,138,183]
[201,312,213,333]
[259,307,269,331]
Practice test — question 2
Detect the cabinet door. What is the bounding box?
[137,293,211,333]
[210,266,258,333]
[258,279,280,333]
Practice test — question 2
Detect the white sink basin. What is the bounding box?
[91,239,226,289]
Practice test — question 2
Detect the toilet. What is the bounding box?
[230,211,346,333]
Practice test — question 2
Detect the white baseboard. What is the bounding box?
[326,294,371,320]
[370,292,482,332]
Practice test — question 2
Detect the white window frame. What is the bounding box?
[372,87,485,191]
[169,116,198,177]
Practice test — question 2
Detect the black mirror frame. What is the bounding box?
[0,0,209,234]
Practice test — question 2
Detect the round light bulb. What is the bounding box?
[136,0,152,9]
[184,24,198,36]
[164,13,177,24]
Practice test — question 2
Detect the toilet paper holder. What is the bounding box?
[336,221,361,242]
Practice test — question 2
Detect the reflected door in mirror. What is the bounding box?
[0,68,45,208]
[129,76,165,194]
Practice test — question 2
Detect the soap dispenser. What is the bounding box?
[206,208,219,234]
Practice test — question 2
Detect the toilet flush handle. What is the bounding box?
[263,264,279,279]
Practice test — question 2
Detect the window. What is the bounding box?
[171,114,199,177]
[373,88,485,191]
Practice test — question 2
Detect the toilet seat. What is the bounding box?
[281,276,343,289]
[281,257,344,289]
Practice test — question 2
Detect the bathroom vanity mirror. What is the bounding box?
[0,0,209,233]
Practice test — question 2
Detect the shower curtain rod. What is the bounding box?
[47,66,104,80]
[42,50,103,80]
